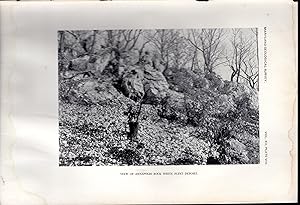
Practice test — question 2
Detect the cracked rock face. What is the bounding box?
[121,66,145,102]
[120,64,169,104]
[69,56,90,71]
[69,80,121,104]
[143,64,169,104]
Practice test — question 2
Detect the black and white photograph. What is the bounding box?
[58,28,260,166]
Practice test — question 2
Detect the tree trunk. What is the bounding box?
[236,68,241,83]
[230,69,237,81]
[191,48,197,71]
[255,30,260,91]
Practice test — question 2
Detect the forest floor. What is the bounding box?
[59,101,209,166]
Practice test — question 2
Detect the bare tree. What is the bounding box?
[251,28,259,90]
[187,29,225,73]
[168,30,196,69]
[120,29,142,51]
[145,29,179,69]
[226,29,258,89]
[97,30,144,75]
[241,53,259,89]
[137,31,153,61]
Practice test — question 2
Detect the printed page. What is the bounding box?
[0,1,297,204]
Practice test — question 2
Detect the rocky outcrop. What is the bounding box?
[69,56,90,71]
[158,90,187,123]
[121,66,145,102]
[204,71,225,91]
[59,31,260,165]
[93,55,110,74]
[143,65,169,104]
[68,79,122,105]
[121,49,140,66]
[222,81,258,110]
[163,67,198,92]
[120,64,169,104]
[194,77,210,89]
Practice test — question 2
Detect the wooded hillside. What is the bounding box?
[58,29,259,166]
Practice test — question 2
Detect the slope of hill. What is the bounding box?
[59,53,259,166]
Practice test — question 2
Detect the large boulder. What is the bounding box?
[164,67,204,93]
[69,56,90,71]
[120,64,169,104]
[69,80,122,104]
[92,55,110,74]
[212,94,236,115]
[121,66,145,102]
[143,65,169,104]
[121,49,140,66]
[204,72,225,91]
[194,76,210,89]
[222,81,258,110]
